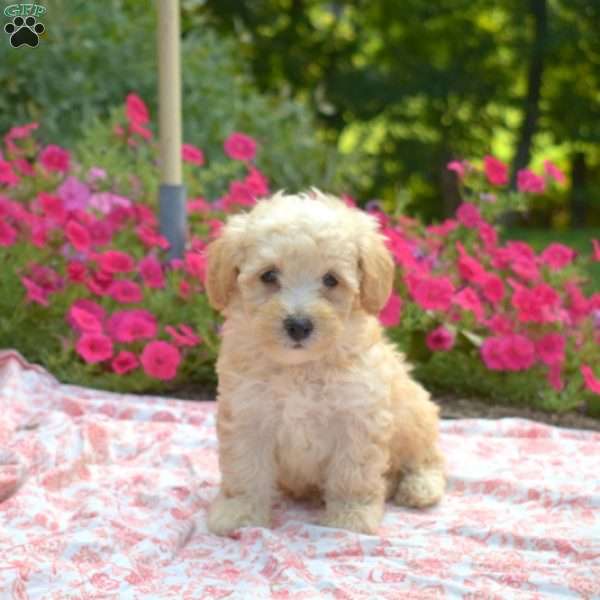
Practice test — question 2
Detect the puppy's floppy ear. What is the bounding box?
[358,227,395,314]
[205,219,245,311]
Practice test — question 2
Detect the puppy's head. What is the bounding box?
[206,190,394,364]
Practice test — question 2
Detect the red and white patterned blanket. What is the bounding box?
[0,350,598,599]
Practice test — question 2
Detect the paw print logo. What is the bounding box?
[4,16,45,48]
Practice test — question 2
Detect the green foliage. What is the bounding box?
[0,0,359,194]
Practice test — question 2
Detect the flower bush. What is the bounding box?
[1,95,599,415]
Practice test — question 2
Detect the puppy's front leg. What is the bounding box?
[321,420,388,535]
[207,406,276,536]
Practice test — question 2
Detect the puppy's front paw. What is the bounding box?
[321,501,383,535]
[207,494,270,536]
[394,468,445,508]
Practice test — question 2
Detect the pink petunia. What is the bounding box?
[453,287,485,322]
[112,351,139,375]
[379,292,402,327]
[165,324,201,347]
[67,300,106,330]
[98,250,135,274]
[140,341,181,381]
[480,336,506,371]
[384,228,418,270]
[481,335,535,372]
[13,158,34,177]
[86,270,114,297]
[446,160,466,179]
[484,155,508,186]
[187,197,211,214]
[67,261,87,283]
[182,143,205,166]
[139,255,165,289]
[406,272,455,312]
[125,93,149,125]
[223,180,257,210]
[128,119,152,140]
[68,305,103,333]
[244,167,269,198]
[39,145,70,173]
[340,194,356,208]
[480,273,504,304]
[108,280,143,304]
[224,132,257,161]
[21,277,48,306]
[107,309,157,342]
[543,160,566,185]
[0,219,17,246]
[536,333,565,367]
[486,314,513,335]
[4,122,38,151]
[512,283,561,324]
[517,169,546,194]
[75,334,113,364]
[179,280,192,300]
[184,251,207,283]
[58,176,91,211]
[540,243,575,271]
[456,203,482,228]
[66,220,91,252]
[427,219,458,238]
[456,242,486,283]
[38,193,66,223]
[426,326,454,351]
[581,365,600,395]
[0,160,20,186]
[136,225,169,249]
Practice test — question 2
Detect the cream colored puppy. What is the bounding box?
[205,190,445,535]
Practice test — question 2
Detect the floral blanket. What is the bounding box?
[0,351,598,599]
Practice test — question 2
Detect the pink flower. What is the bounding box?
[139,255,165,288]
[456,242,486,283]
[486,314,513,335]
[512,283,561,324]
[68,306,103,333]
[136,225,169,249]
[21,277,48,306]
[67,300,106,329]
[89,192,131,215]
[86,270,114,297]
[406,273,455,312]
[108,280,143,304]
[66,220,91,252]
[179,280,192,300]
[4,122,38,152]
[38,193,66,223]
[165,324,201,347]
[453,287,484,322]
[384,228,418,270]
[517,169,546,194]
[185,251,207,283]
[87,166,107,183]
[224,132,257,161]
[140,341,181,381]
[426,326,454,351]
[39,145,70,173]
[98,250,135,274]
[481,273,504,304]
[107,309,157,342]
[188,197,210,214]
[341,194,356,208]
[112,351,139,375]
[0,219,17,246]
[58,176,91,211]
[427,219,458,237]
[379,292,402,327]
[456,203,482,228]
[244,167,269,197]
[13,158,34,176]
[67,261,87,282]
[446,160,466,179]
[182,143,204,166]
[75,334,113,364]
[484,155,508,186]
[128,120,152,140]
[582,365,600,394]
[223,180,257,209]
[0,160,20,185]
[125,93,149,125]
[481,335,535,372]
[547,364,564,391]
[536,333,565,367]
[540,243,575,271]
[543,160,566,185]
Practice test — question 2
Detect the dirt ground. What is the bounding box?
[170,386,600,432]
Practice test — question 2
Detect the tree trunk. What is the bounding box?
[570,151,587,228]
[510,0,548,187]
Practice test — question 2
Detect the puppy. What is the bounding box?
[205,190,445,535]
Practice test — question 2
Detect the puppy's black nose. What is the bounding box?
[283,316,314,342]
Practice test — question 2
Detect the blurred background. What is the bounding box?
[1,0,599,238]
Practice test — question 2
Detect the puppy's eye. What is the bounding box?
[260,269,279,284]
[323,273,338,288]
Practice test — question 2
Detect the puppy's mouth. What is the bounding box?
[292,342,304,349]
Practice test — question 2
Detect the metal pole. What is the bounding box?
[157,0,186,259]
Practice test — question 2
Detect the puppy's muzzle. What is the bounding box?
[283,316,314,342]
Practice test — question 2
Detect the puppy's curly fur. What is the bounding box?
[205,190,445,535]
